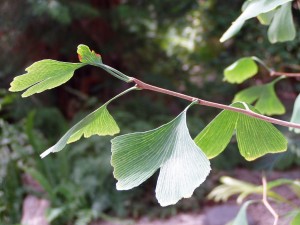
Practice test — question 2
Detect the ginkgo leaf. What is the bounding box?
[236,105,287,160]
[77,44,102,65]
[195,102,287,161]
[67,106,119,143]
[290,94,300,134]
[268,2,296,43]
[220,0,292,42]
[233,80,285,116]
[40,104,119,158]
[224,57,258,84]
[111,102,211,206]
[9,60,84,97]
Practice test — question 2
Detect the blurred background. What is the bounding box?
[1,0,300,224]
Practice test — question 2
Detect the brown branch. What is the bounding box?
[262,176,279,225]
[131,78,300,129]
[270,71,300,77]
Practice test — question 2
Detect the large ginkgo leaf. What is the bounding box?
[195,102,287,161]
[9,60,84,97]
[111,102,211,206]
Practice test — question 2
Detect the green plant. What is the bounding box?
[8,39,300,208]
[208,175,300,225]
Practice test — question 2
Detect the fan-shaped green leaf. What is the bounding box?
[195,102,287,161]
[9,60,84,97]
[224,57,258,84]
[268,2,296,43]
[290,94,300,134]
[39,87,135,158]
[233,80,285,116]
[220,0,292,42]
[40,104,119,158]
[236,105,287,160]
[77,44,102,65]
[111,102,211,206]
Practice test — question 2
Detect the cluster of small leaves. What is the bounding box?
[8,45,291,206]
[220,0,296,43]
[223,57,286,116]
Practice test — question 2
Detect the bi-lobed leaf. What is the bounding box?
[77,44,102,65]
[194,102,287,160]
[268,2,296,43]
[224,57,258,84]
[220,0,293,42]
[40,103,119,158]
[290,94,300,134]
[233,80,285,116]
[9,60,84,97]
[111,102,211,206]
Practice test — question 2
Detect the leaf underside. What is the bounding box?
[220,0,293,42]
[194,102,287,160]
[9,60,84,97]
[111,103,211,206]
[268,2,296,43]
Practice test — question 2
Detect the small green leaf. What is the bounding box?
[40,87,135,158]
[67,106,120,143]
[268,2,296,43]
[224,57,258,84]
[9,60,84,97]
[233,80,285,116]
[290,94,300,134]
[291,212,300,225]
[231,200,255,225]
[220,0,293,42]
[111,102,211,206]
[257,9,277,25]
[77,44,102,65]
[40,104,119,158]
[195,102,287,161]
